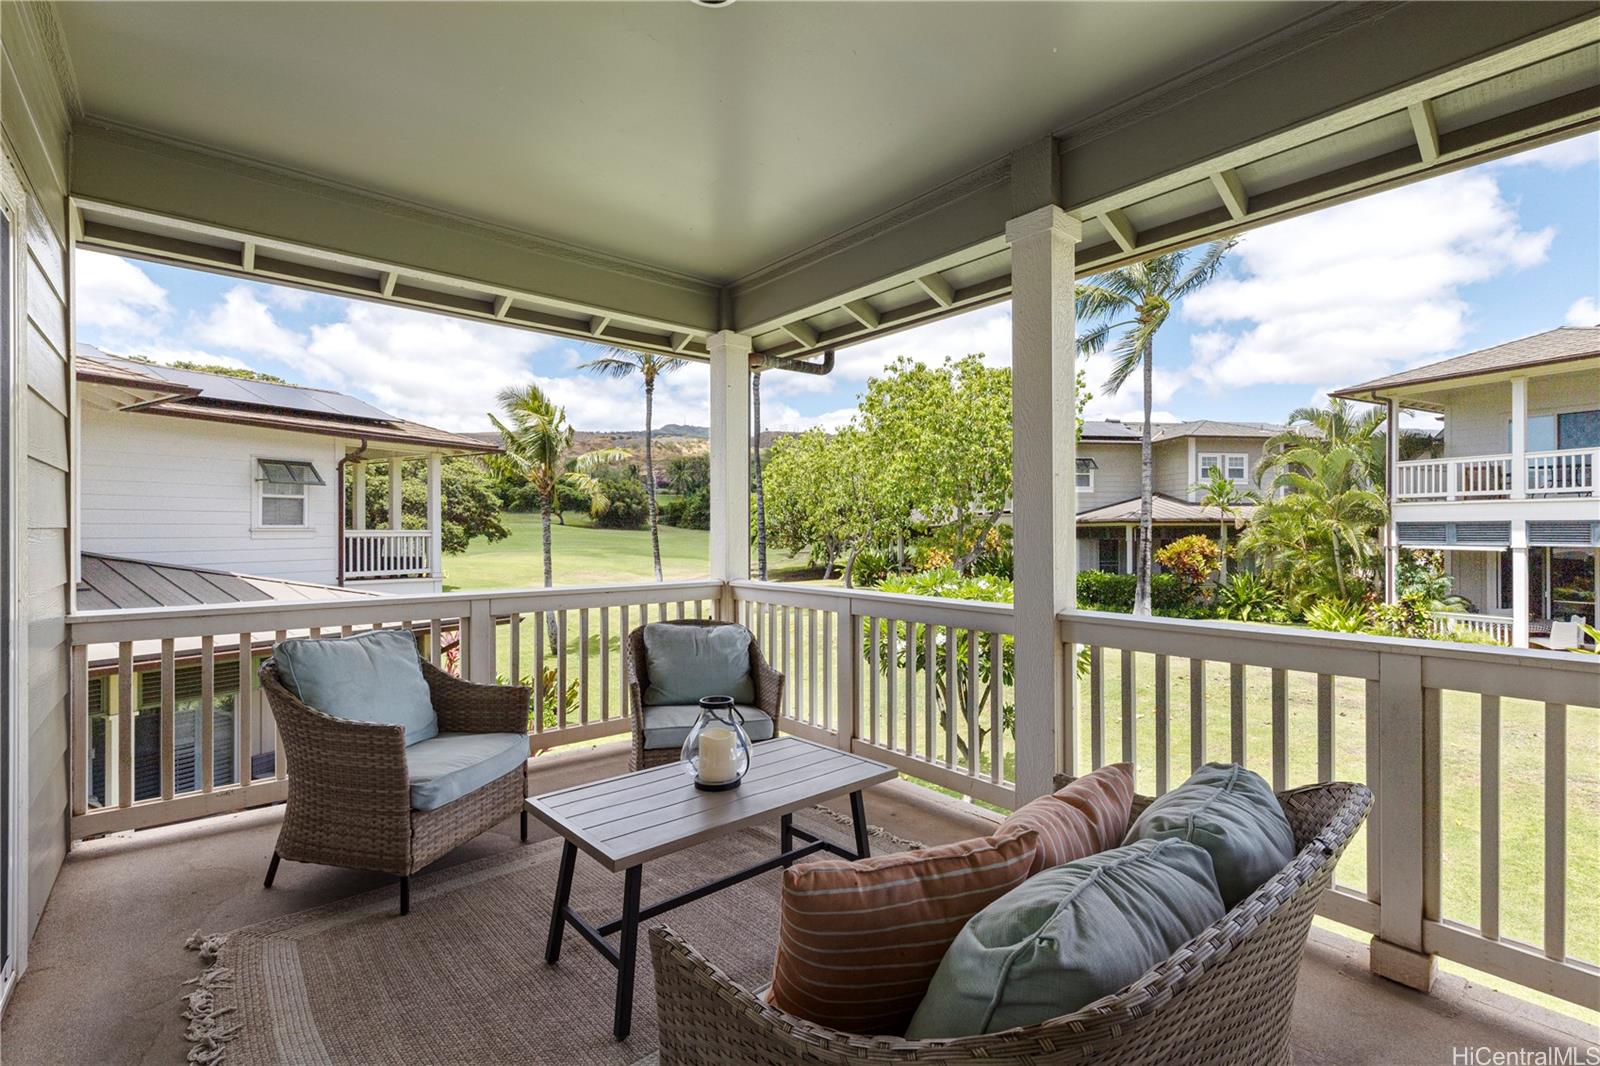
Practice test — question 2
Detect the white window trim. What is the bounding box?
[1075,469,1094,493]
[252,456,317,533]
[1198,451,1250,487]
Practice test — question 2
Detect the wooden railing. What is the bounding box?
[1395,448,1598,502]
[1428,611,1513,644]
[731,582,1017,808]
[1058,609,1600,1010]
[1526,448,1597,496]
[343,529,433,578]
[65,581,719,838]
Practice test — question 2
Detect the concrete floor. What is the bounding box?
[3,744,1595,1065]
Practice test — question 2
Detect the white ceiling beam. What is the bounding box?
[842,299,880,330]
[1209,169,1249,221]
[669,332,693,352]
[1098,208,1138,254]
[915,273,955,307]
[780,320,818,349]
[380,270,399,297]
[240,241,256,271]
[1408,99,1441,163]
[588,314,611,337]
[493,294,513,319]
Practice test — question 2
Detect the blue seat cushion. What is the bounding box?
[641,623,756,705]
[274,629,438,746]
[1123,761,1296,908]
[405,732,527,811]
[640,704,775,750]
[906,839,1225,1039]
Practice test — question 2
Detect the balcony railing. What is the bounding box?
[63,579,1600,1011]
[1395,448,1597,502]
[1428,611,1513,644]
[343,528,434,578]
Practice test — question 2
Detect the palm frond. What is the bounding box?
[1169,239,1237,301]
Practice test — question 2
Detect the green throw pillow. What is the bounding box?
[274,629,438,745]
[641,623,755,705]
[906,839,1224,1039]
[1123,761,1296,908]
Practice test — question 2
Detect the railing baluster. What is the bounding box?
[1155,653,1169,795]
[966,629,979,779]
[1189,657,1206,772]
[1481,694,1500,940]
[1364,678,1381,902]
[556,610,569,729]
[1120,648,1136,768]
[1271,667,1287,791]
[823,609,834,732]
[579,608,591,725]
[904,621,916,757]
[237,633,253,788]
[71,645,89,816]
[1230,662,1246,766]
[886,618,898,753]
[988,631,1003,785]
[1544,702,1567,961]
[868,617,881,746]
[534,610,546,732]
[808,607,819,726]
[1089,644,1104,769]
[200,635,215,794]
[944,625,957,769]
[600,606,611,720]
[1316,673,1334,783]
[509,613,522,687]
[923,623,936,763]
[117,642,134,808]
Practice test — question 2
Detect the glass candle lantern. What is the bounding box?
[681,695,752,791]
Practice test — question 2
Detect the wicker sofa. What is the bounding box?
[259,657,531,915]
[651,777,1371,1065]
[625,619,784,771]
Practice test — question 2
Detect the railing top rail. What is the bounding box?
[730,580,1016,631]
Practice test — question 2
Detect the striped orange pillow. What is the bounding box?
[998,761,1135,875]
[770,827,1038,1035]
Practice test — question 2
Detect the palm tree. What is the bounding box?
[1262,398,1388,487]
[1250,442,1387,602]
[1193,468,1256,581]
[1076,240,1235,615]
[578,348,686,581]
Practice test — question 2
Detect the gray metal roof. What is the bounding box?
[1332,327,1600,400]
[1076,493,1260,525]
[77,553,376,612]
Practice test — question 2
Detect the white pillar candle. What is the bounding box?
[698,726,737,783]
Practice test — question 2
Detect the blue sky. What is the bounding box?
[77,134,1597,434]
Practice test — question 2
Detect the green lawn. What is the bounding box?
[445,510,814,590]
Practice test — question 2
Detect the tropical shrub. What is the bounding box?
[499,667,579,731]
[1155,534,1221,587]
[1303,598,1368,633]
[659,487,710,529]
[1396,549,1468,611]
[1216,572,1283,623]
[1366,593,1435,639]
[589,468,649,530]
[1077,571,1193,614]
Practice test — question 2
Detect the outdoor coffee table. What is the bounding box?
[526,735,896,1040]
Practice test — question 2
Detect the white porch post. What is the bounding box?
[1511,518,1529,649]
[1006,204,1081,801]
[1510,377,1527,500]
[1124,524,1135,575]
[707,331,752,618]
[389,461,404,530]
[426,454,443,580]
[351,461,367,530]
[1385,398,1399,604]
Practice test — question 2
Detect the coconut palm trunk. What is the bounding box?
[643,373,663,582]
[1136,341,1154,616]
[752,370,768,580]
[1218,519,1229,581]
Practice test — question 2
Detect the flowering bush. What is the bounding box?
[1155,534,1221,587]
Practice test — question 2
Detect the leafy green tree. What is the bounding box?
[761,430,853,578]
[578,348,687,581]
[126,354,289,384]
[1076,241,1234,615]
[1192,468,1257,581]
[357,458,510,555]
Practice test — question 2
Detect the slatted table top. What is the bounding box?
[526,736,896,871]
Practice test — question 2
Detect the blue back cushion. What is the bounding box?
[906,839,1225,1038]
[1123,762,1296,908]
[274,629,438,746]
[641,623,755,705]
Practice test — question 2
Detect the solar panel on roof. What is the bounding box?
[97,352,395,422]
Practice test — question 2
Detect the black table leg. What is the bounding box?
[850,790,871,858]
[545,841,577,965]
[614,865,643,1041]
[780,813,794,866]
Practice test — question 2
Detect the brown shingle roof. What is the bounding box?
[1331,327,1600,400]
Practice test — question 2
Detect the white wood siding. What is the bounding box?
[4,0,74,939]
[79,405,343,585]
[1161,436,1272,500]
[1439,369,1600,458]
[1075,443,1141,504]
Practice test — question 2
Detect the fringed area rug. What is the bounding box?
[183,808,919,1066]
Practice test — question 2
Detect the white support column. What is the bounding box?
[1124,524,1135,574]
[1385,398,1399,604]
[1510,377,1527,500]
[352,461,367,530]
[707,331,752,615]
[1511,518,1529,649]
[389,461,404,530]
[426,454,443,580]
[1006,204,1081,802]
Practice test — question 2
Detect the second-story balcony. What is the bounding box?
[1395,447,1598,503]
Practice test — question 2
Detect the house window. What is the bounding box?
[1097,538,1122,574]
[256,459,324,528]
[1198,452,1248,485]
[1075,457,1097,493]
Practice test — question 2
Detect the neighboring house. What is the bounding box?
[76,346,499,595]
[1073,419,1281,574]
[1333,326,1599,648]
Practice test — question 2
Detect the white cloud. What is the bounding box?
[1565,296,1598,326]
[191,286,308,361]
[834,304,1013,382]
[76,251,170,336]
[1183,170,1553,393]
[1489,132,1598,173]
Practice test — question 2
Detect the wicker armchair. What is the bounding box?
[651,778,1372,1065]
[626,619,784,771]
[259,658,531,915]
